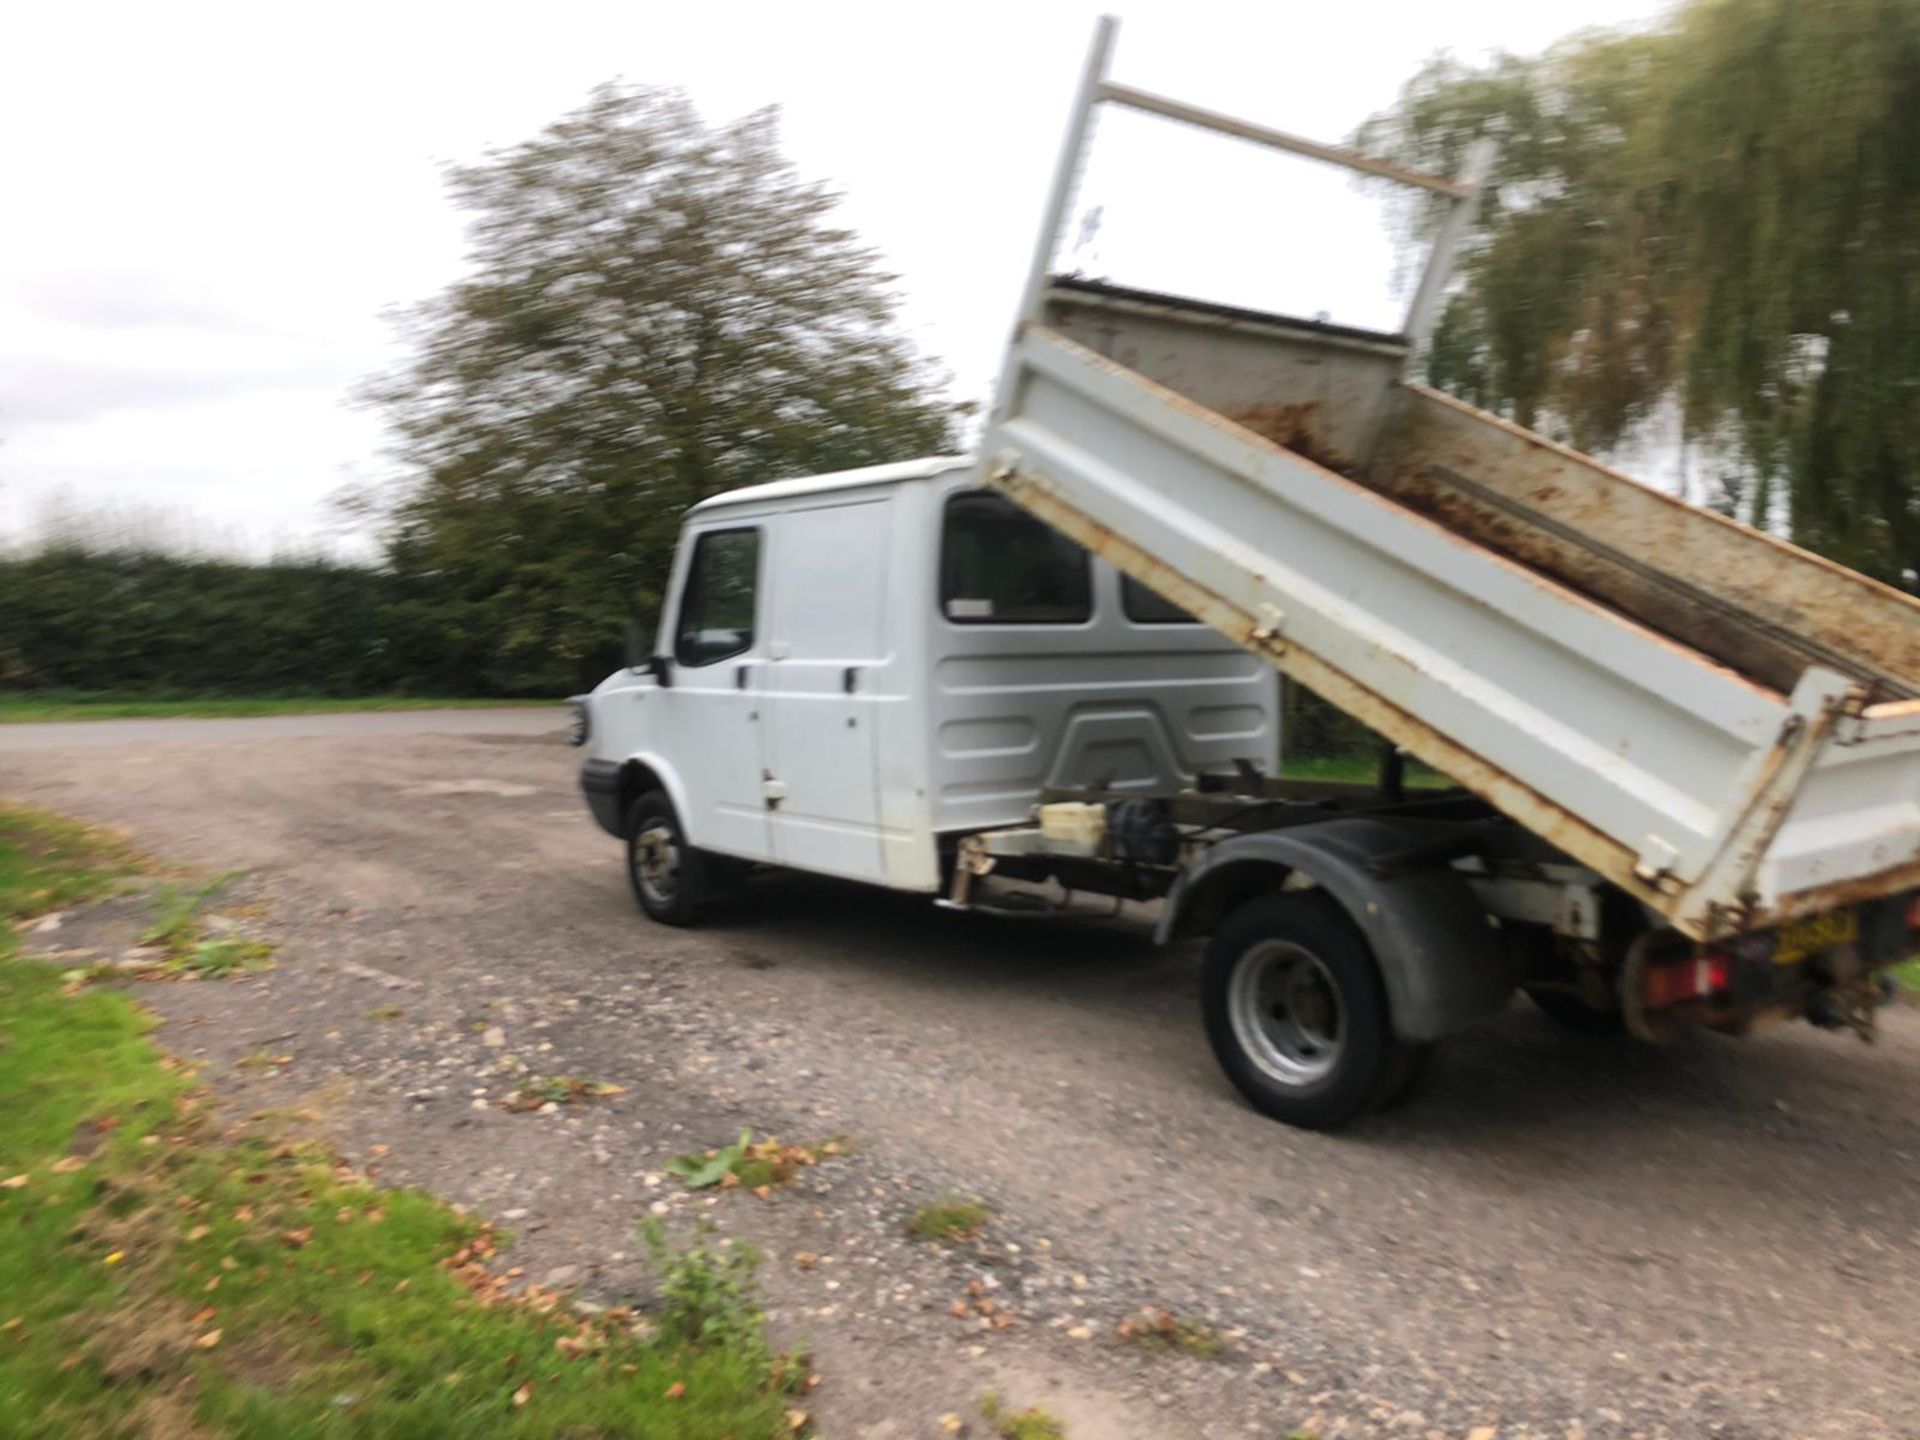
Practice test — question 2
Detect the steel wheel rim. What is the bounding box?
[1228,939,1342,1085]
[633,820,680,907]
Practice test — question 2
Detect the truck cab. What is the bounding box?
[578,455,1277,914]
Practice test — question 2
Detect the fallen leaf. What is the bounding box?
[1066,1325,1093,1340]
[1,1176,27,1190]
[50,1157,86,1175]
[665,1382,686,1400]
[282,1227,314,1248]
[1467,1430,1497,1440]
[194,1329,222,1350]
[511,1380,533,1408]
[191,1307,217,1325]
[186,1225,211,1242]
[785,1409,809,1431]
[939,1416,967,1436]
[103,1251,125,1266]
[233,1205,253,1222]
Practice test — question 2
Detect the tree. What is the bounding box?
[363,86,961,693]
[1358,0,1920,585]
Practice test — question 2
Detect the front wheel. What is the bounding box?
[625,790,711,926]
[1202,891,1426,1129]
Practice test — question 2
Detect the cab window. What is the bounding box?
[675,527,760,666]
[1121,574,1200,624]
[939,491,1092,624]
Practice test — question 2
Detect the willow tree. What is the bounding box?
[363,86,960,693]
[1359,0,1920,585]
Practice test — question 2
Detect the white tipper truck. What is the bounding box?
[579,18,1920,1128]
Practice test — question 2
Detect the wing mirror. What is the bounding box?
[625,613,674,686]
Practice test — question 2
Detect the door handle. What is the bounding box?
[842,665,859,694]
[735,664,751,691]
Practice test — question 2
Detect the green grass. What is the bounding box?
[1114,1306,1226,1359]
[1892,958,1920,997]
[979,1390,1067,1439]
[0,806,797,1437]
[0,806,138,923]
[666,1130,847,1192]
[0,693,555,723]
[907,1197,990,1245]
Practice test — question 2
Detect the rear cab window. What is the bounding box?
[674,527,760,665]
[1120,574,1200,624]
[940,491,1092,625]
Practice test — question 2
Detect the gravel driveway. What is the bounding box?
[5,711,1918,1438]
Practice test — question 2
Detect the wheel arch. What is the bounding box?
[616,753,691,834]
[1160,817,1516,1042]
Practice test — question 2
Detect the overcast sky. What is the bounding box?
[0,0,1669,556]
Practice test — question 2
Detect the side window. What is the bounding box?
[939,491,1092,625]
[1121,574,1200,624]
[674,528,760,666]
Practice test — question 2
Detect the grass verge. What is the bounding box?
[0,807,137,922]
[0,805,798,1437]
[0,694,555,724]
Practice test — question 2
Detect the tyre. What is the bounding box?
[1201,891,1423,1129]
[624,790,711,926]
[1367,1038,1431,1113]
[1526,986,1626,1035]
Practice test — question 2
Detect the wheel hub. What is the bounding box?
[633,822,680,906]
[1228,939,1343,1085]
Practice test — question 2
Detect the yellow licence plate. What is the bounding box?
[1773,909,1860,965]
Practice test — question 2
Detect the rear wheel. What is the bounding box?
[1202,891,1426,1129]
[624,790,711,926]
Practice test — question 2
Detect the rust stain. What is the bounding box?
[1385,463,1811,696]
[1227,403,1357,478]
[1767,851,1920,927]
[1385,386,1920,696]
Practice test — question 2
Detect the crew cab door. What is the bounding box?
[759,498,891,882]
[655,523,773,862]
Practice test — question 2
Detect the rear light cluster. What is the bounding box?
[1643,952,1730,1009]
[1907,892,1920,931]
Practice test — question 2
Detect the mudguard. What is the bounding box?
[1157,817,1516,1042]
